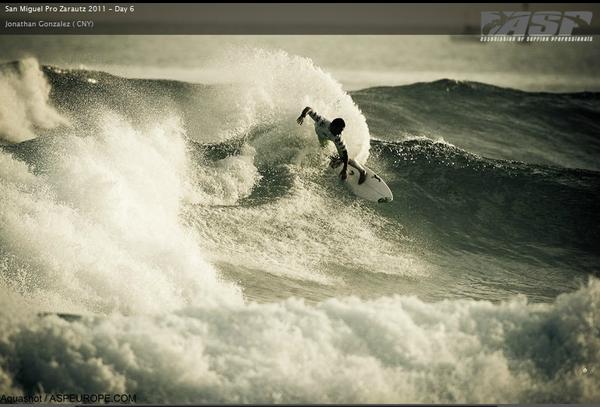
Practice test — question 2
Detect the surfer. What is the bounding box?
[296,106,367,184]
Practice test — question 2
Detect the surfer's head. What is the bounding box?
[330,118,345,136]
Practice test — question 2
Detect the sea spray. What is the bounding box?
[194,48,372,164]
[0,58,69,144]
[0,112,241,314]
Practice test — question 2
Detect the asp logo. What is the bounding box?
[481,11,592,36]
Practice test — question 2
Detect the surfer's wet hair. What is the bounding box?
[330,118,345,136]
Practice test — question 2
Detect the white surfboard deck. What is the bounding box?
[329,158,393,203]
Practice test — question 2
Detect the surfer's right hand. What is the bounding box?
[296,115,304,125]
[339,169,348,181]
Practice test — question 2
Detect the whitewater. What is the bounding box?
[0,51,599,403]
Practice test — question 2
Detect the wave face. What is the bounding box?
[0,53,599,403]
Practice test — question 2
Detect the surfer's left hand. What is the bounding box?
[339,169,348,181]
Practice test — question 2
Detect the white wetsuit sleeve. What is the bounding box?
[308,109,325,124]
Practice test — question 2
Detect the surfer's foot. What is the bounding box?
[358,171,367,185]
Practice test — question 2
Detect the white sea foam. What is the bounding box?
[0,279,598,403]
[187,144,262,206]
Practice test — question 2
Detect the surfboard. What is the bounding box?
[329,158,393,203]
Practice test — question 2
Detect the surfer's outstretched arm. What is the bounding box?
[296,106,313,125]
[297,106,327,125]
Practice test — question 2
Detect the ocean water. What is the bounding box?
[0,37,599,403]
